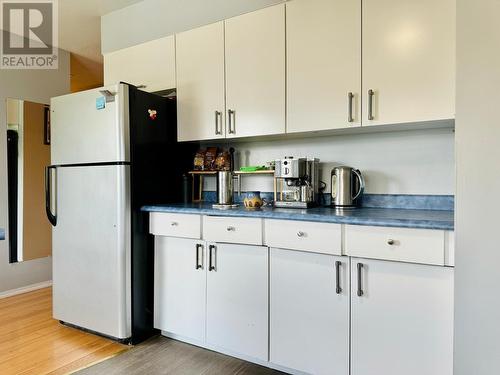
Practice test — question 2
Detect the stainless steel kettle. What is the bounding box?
[331,166,365,207]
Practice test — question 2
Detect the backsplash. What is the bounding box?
[202,127,455,195]
[202,192,454,211]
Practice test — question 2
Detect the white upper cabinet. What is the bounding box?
[286,0,361,132]
[176,22,226,142]
[224,4,286,138]
[362,0,456,126]
[104,36,176,92]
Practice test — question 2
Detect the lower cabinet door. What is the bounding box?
[350,258,454,375]
[154,237,206,343]
[206,243,268,361]
[270,248,349,375]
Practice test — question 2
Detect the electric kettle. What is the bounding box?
[330,166,365,207]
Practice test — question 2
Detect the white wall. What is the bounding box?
[0,49,70,293]
[204,128,455,195]
[454,0,500,373]
[101,0,285,53]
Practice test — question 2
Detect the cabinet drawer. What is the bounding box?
[150,213,201,239]
[265,219,342,255]
[345,225,445,265]
[203,216,263,245]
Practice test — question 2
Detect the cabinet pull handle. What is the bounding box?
[296,231,305,238]
[214,111,222,135]
[335,261,342,294]
[209,244,216,271]
[348,92,354,123]
[228,109,235,134]
[357,263,364,297]
[368,89,375,120]
[387,239,395,245]
[195,244,203,270]
[170,221,178,227]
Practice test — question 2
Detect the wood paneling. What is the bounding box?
[0,288,128,375]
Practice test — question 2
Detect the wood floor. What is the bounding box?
[77,336,283,375]
[0,287,128,375]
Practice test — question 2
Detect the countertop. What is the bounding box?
[0,228,4,240]
[142,203,454,230]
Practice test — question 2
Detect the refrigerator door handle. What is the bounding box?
[45,166,57,226]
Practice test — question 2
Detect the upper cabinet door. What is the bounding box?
[176,22,226,142]
[225,5,286,138]
[104,36,176,92]
[362,0,456,126]
[287,0,361,132]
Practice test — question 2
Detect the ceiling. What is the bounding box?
[59,0,144,63]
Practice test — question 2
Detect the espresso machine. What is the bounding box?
[274,157,320,208]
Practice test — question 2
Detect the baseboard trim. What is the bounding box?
[0,280,52,299]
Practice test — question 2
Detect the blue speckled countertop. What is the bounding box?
[0,228,4,240]
[142,203,454,230]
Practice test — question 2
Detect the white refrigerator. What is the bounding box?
[47,83,190,343]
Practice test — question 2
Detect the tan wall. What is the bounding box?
[22,101,52,261]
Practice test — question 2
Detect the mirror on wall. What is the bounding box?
[6,98,52,263]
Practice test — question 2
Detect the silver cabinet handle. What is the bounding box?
[209,244,216,271]
[195,244,203,270]
[357,263,364,297]
[214,111,222,135]
[348,92,354,123]
[297,231,305,237]
[228,109,235,134]
[387,239,395,245]
[170,222,178,227]
[368,89,375,120]
[335,261,342,294]
[226,226,236,232]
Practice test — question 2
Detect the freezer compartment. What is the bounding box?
[52,164,131,339]
[50,84,130,165]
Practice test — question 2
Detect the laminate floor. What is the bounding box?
[76,336,284,375]
[0,287,128,375]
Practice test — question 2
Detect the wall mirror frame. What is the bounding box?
[6,98,52,263]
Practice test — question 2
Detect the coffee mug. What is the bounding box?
[244,191,264,209]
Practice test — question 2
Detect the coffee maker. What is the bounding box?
[274,157,320,208]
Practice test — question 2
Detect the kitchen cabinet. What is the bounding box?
[206,243,268,361]
[270,248,349,375]
[362,0,455,126]
[154,236,206,343]
[224,4,286,138]
[104,36,176,92]
[350,258,454,375]
[286,0,361,132]
[176,22,226,142]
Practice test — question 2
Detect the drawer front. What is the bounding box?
[150,213,201,239]
[345,225,445,265]
[203,216,263,245]
[265,219,342,255]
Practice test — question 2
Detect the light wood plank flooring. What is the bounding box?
[0,287,128,375]
[77,336,283,375]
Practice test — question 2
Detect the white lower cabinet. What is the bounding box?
[206,243,269,361]
[350,258,454,375]
[154,237,206,343]
[152,216,454,375]
[270,248,349,375]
